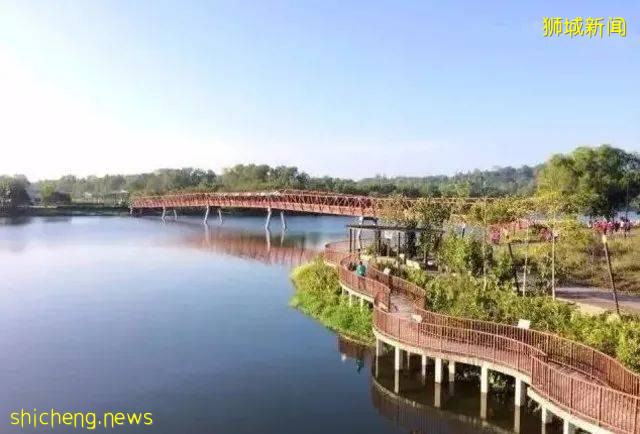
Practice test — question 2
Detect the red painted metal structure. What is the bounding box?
[131,189,486,218]
[324,241,640,434]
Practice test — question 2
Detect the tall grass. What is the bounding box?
[290,257,373,344]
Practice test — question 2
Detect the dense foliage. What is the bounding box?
[18,163,540,202]
[290,258,373,343]
[412,272,640,371]
[0,175,31,210]
[537,145,640,218]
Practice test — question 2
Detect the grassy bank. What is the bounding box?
[290,258,373,344]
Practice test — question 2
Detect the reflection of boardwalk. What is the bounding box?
[371,376,510,434]
[325,241,640,434]
[181,228,318,266]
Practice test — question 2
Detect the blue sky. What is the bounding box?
[0,0,638,180]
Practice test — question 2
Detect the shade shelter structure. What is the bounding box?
[346,223,442,263]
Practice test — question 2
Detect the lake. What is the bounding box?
[0,215,556,433]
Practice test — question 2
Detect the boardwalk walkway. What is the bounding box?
[324,241,640,434]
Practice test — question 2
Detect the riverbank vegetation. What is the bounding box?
[290,258,373,344]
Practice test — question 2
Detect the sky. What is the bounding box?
[1,0,638,181]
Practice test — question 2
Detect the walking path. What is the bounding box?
[324,241,640,434]
[557,286,640,315]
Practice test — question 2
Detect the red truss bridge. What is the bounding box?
[131,189,488,223]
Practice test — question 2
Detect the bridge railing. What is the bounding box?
[324,240,640,433]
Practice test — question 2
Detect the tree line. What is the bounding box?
[1,145,639,218]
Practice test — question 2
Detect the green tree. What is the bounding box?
[537,145,640,218]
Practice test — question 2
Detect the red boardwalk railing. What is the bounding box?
[323,240,640,434]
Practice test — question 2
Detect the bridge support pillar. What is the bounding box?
[562,420,576,434]
[204,205,210,224]
[405,351,411,370]
[513,406,522,433]
[434,383,442,408]
[394,369,400,394]
[514,378,526,407]
[265,207,272,230]
[480,392,488,420]
[541,407,553,424]
[173,209,178,220]
[218,208,223,225]
[394,346,402,371]
[161,206,167,220]
[280,211,287,231]
[434,358,443,383]
[421,354,427,377]
[480,364,489,394]
[448,360,456,382]
[359,297,364,308]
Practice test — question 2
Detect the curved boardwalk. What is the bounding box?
[324,241,640,434]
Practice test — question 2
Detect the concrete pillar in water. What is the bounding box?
[265,207,272,230]
[173,209,178,220]
[280,210,287,231]
[562,420,576,434]
[161,206,167,220]
[421,354,428,377]
[514,406,522,433]
[448,360,456,382]
[203,205,210,224]
[434,358,442,383]
[394,346,402,371]
[480,392,487,420]
[514,378,526,407]
[394,369,400,394]
[218,208,223,225]
[434,383,442,408]
[480,364,489,394]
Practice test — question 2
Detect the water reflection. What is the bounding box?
[337,336,559,434]
[177,224,318,266]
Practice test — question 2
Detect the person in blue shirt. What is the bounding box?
[356,261,366,277]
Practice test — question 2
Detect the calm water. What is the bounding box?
[0,216,556,433]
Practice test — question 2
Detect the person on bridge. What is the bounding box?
[356,261,367,277]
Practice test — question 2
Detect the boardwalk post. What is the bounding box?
[480,364,489,394]
[421,354,427,377]
[515,378,526,406]
[280,210,287,231]
[448,361,455,383]
[173,209,178,220]
[218,208,223,225]
[514,406,522,433]
[394,346,401,371]
[161,206,166,220]
[434,383,442,408]
[204,205,210,224]
[434,358,442,383]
